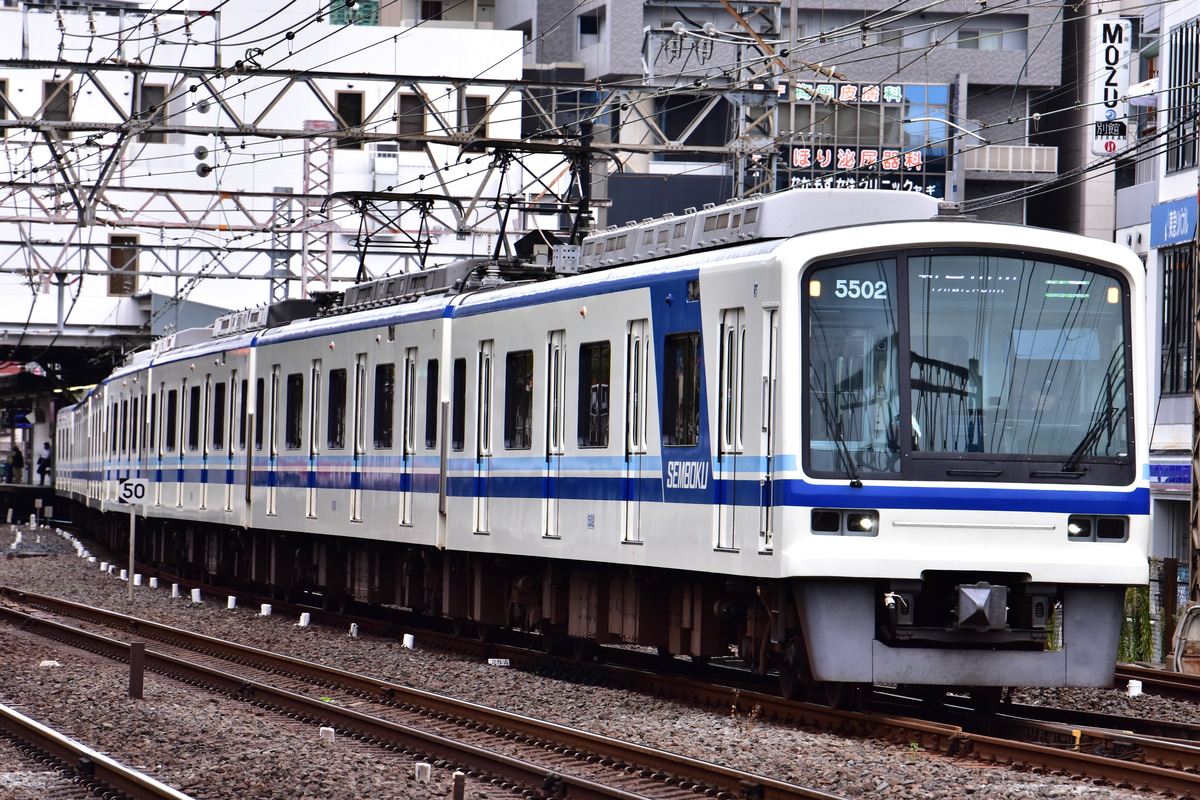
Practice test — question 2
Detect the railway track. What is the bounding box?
[0,698,195,800]
[0,587,851,800]
[8,585,1200,796]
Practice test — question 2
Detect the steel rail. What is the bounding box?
[1116,663,1200,703]
[0,594,850,800]
[13,586,1200,796]
[0,700,197,800]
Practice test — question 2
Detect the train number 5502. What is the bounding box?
[835,279,888,300]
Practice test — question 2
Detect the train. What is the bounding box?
[56,188,1149,708]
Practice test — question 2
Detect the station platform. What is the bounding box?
[0,482,58,521]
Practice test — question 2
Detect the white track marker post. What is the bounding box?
[117,477,148,602]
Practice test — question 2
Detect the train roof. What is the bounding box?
[123,189,953,361]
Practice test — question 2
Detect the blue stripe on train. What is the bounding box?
[111,465,1149,516]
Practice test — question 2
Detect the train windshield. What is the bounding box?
[805,249,1132,483]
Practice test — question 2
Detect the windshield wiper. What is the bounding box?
[815,392,864,488]
[1062,404,1120,473]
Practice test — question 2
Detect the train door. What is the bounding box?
[400,348,417,525]
[225,371,236,512]
[152,384,163,506]
[173,381,184,507]
[544,330,565,537]
[267,365,280,516]
[717,308,746,550]
[474,340,494,533]
[201,376,211,510]
[351,353,367,522]
[623,319,649,542]
[760,307,778,552]
[308,359,321,519]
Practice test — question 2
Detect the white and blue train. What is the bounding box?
[57,189,1148,705]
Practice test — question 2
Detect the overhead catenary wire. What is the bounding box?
[0,0,1171,284]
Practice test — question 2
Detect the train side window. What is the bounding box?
[149,393,157,455]
[254,378,265,450]
[663,332,702,447]
[310,362,322,456]
[238,379,248,450]
[120,399,128,454]
[285,373,304,450]
[424,359,439,448]
[504,350,533,449]
[451,358,467,451]
[374,363,395,449]
[165,390,178,452]
[110,402,118,455]
[327,368,347,449]
[269,367,280,457]
[130,397,139,456]
[578,341,610,447]
[212,382,226,450]
[187,385,202,451]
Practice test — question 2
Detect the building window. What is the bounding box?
[654,94,727,164]
[1168,18,1200,173]
[109,235,139,296]
[504,351,533,449]
[1161,244,1194,394]
[138,84,167,143]
[398,94,426,151]
[336,91,364,150]
[43,80,71,122]
[663,332,702,446]
[460,95,488,151]
[578,342,610,447]
[579,8,604,48]
[956,29,1002,49]
[420,1,443,21]
[329,0,379,25]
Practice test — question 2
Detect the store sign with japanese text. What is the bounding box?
[1092,19,1132,156]
[791,83,906,104]
[779,82,949,197]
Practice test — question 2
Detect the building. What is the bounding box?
[498,0,1064,224]
[1114,0,1197,611]
[0,1,531,382]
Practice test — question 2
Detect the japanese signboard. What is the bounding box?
[1092,19,1132,156]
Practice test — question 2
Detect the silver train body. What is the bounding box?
[57,190,1149,693]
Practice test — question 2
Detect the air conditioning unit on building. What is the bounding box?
[963,145,1057,174]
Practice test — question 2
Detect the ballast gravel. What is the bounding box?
[0,525,1178,800]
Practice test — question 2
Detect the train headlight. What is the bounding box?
[811,509,879,536]
[1067,515,1127,542]
[847,511,877,533]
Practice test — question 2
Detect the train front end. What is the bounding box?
[786,219,1148,690]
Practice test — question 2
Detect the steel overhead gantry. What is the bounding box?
[0,60,778,267]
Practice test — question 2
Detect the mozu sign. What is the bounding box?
[1092,19,1132,156]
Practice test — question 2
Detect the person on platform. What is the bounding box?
[8,448,23,484]
[36,441,51,486]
